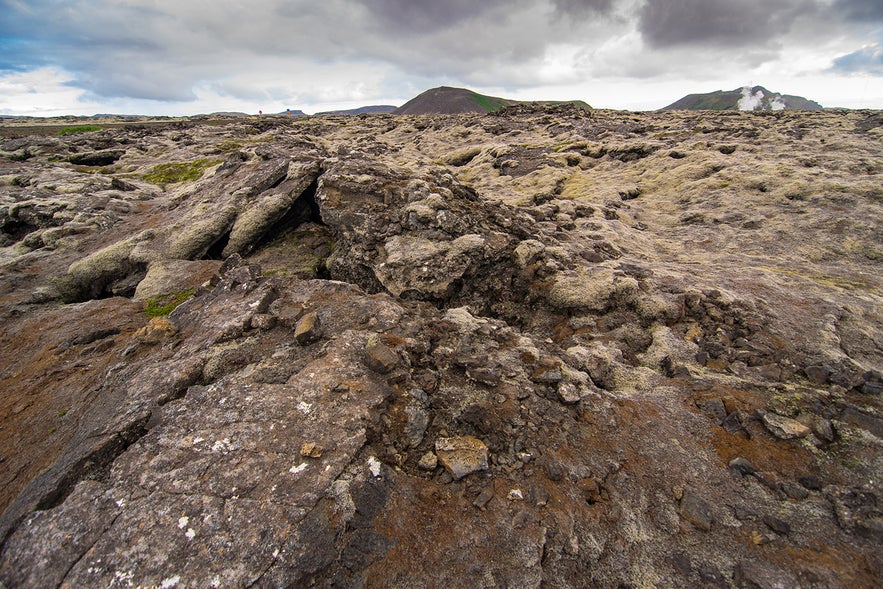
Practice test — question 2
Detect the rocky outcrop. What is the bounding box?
[0,108,880,587]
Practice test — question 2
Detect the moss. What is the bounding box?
[56,125,102,136]
[144,289,196,318]
[142,158,221,186]
[212,140,246,154]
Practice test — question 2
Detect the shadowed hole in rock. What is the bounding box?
[1,220,40,243]
[251,176,323,253]
[203,228,232,260]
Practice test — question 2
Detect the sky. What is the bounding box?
[1,0,882,116]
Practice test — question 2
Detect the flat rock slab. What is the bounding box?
[759,411,811,440]
[434,436,489,480]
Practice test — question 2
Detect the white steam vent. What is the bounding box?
[738,86,765,111]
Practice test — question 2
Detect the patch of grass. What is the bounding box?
[467,91,508,113]
[142,158,221,186]
[56,125,102,136]
[144,289,196,318]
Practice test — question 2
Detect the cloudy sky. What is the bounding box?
[1,0,882,115]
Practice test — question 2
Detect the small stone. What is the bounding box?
[754,364,782,381]
[111,177,137,191]
[473,487,494,509]
[466,365,501,386]
[781,483,810,500]
[759,411,810,440]
[364,335,399,374]
[556,381,582,404]
[762,514,791,535]
[797,475,823,491]
[679,492,714,531]
[721,411,746,434]
[733,505,757,521]
[697,398,727,421]
[293,312,322,345]
[508,489,524,501]
[367,456,383,477]
[405,403,429,448]
[418,451,438,471]
[135,316,178,344]
[804,364,831,386]
[728,457,757,476]
[435,436,489,480]
[250,313,276,331]
[299,442,324,458]
[531,360,563,384]
[812,417,835,442]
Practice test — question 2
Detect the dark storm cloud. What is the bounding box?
[358,0,510,34]
[637,0,815,49]
[834,0,883,22]
[550,0,616,18]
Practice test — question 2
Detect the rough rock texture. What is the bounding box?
[0,107,881,587]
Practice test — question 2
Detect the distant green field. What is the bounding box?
[55,125,102,136]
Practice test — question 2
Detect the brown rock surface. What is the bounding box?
[0,107,881,587]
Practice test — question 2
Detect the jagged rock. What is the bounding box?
[294,311,322,345]
[418,452,438,471]
[759,411,811,440]
[679,492,714,531]
[762,514,791,535]
[728,457,758,476]
[363,334,399,373]
[434,436,489,480]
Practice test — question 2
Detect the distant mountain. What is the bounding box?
[393,86,591,115]
[662,86,823,111]
[317,105,397,115]
[394,87,513,115]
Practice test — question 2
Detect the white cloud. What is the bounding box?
[1,0,882,114]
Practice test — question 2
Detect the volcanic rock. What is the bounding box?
[0,106,880,588]
[434,436,489,480]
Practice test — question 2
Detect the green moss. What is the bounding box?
[213,140,245,154]
[56,125,102,136]
[142,159,221,186]
[144,289,196,318]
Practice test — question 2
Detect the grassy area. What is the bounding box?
[55,125,102,136]
[467,91,508,113]
[142,158,221,186]
[144,289,196,318]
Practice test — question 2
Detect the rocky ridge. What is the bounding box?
[0,105,881,587]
